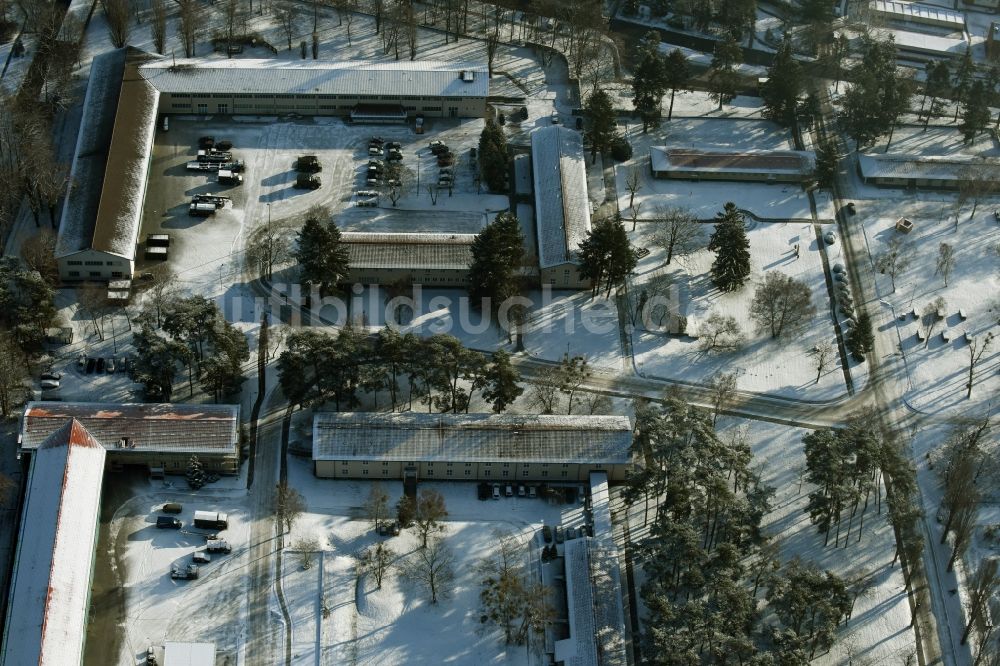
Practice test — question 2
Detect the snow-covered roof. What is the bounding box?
[649,146,815,178]
[138,59,489,99]
[870,1,965,28]
[20,401,240,454]
[874,28,968,56]
[312,412,632,464]
[555,538,628,666]
[531,126,592,269]
[56,48,159,260]
[164,641,216,666]
[858,153,1000,182]
[342,232,475,270]
[1,420,106,666]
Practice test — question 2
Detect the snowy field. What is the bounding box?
[281,458,589,665]
[855,199,1000,416]
[107,485,251,664]
[622,416,917,664]
[627,218,854,399]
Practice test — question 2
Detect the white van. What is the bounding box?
[161,115,169,131]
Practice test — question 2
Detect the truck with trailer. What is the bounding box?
[197,150,233,163]
[187,161,221,172]
[193,511,229,530]
[189,202,216,217]
[295,173,321,189]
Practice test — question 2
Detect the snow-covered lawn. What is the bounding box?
[862,207,1000,416]
[626,218,853,399]
[110,486,252,664]
[283,458,589,665]
[623,417,917,664]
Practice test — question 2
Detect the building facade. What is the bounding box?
[312,413,633,482]
[649,146,815,183]
[342,232,475,287]
[139,60,489,120]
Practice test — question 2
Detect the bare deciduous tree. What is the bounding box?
[294,537,319,569]
[20,229,58,285]
[625,167,641,210]
[364,483,390,531]
[102,0,131,47]
[963,557,1000,645]
[874,238,913,293]
[935,242,955,287]
[581,391,613,415]
[413,488,448,548]
[402,537,455,603]
[275,3,296,51]
[708,371,736,426]
[360,541,395,588]
[246,221,290,281]
[652,206,701,265]
[274,481,306,535]
[177,0,200,56]
[0,331,27,417]
[151,0,167,54]
[749,271,817,338]
[528,376,560,414]
[921,296,947,347]
[698,312,745,353]
[809,341,836,384]
[967,332,995,399]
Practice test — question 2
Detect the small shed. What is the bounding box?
[44,327,74,346]
[895,218,914,234]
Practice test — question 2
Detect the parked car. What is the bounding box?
[368,147,382,156]
[192,551,211,564]
[77,355,86,370]
[171,564,199,580]
[369,136,385,146]
[96,357,106,373]
[357,198,378,207]
[106,358,116,373]
[517,484,526,497]
[385,141,402,150]
[386,150,403,162]
[40,379,60,390]
[550,112,560,125]
[505,484,513,497]
[162,503,183,514]
[492,484,501,500]
[554,526,564,543]
[994,209,1000,222]
[542,525,553,543]
[85,357,96,374]
[156,516,182,529]
[528,486,537,499]
[41,371,62,381]
[357,190,379,198]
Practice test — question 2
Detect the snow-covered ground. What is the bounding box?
[281,458,589,665]
[109,484,251,664]
[623,416,918,664]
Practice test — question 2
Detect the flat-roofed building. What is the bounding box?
[1,420,106,666]
[869,1,965,29]
[56,47,158,282]
[342,232,475,287]
[20,401,241,475]
[531,126,592,289]
[312,412,632,481]
[649,146,815,183]
[857,154,1000,189]
[163,641,217,666]
[139,59,489,120]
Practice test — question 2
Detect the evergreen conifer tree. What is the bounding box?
[707,203,751,292]
[761,37,802,127]
[187,455,206,489]
[846,311,875,362]
[293,215,350,296]
[467,212,525,314]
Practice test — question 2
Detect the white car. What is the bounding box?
[550,112,561,125]
[40,379,60,391]
[106,358,116,373]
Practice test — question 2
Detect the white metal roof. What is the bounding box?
[858,153,1000,182]
[870,1,965,27]
[21,401,240,454]
[555,538,628,666]
[342,232,475,270]
[164,641,216,666]
[139,59,489,99]
[878,28,968,56]
[313,412,632,464]
[531,126,592,269]
[1,420,106,666]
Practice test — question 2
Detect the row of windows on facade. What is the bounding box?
[169,93,470,101]
[66,260,121,266]
[172,103,448,112]
[68,271,125,278]
[339,468,579,477]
